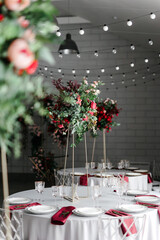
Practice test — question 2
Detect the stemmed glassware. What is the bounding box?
[52,186,58,207]
[91,161,95,174]
[35,181,45,203]
[106,162,113,170]
[91,185,101,208]
[115,177,125,207]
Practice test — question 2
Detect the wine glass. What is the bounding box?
[91,185,101,207]
[106,162,112,170]
[116,178,125,207]
[51,186,58,207]
[35,181,45,203]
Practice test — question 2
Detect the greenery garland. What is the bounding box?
[0,0,58,156]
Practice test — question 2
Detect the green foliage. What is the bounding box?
[0,0,58,156]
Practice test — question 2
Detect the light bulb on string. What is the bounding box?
[72,69,76,74]
[127,19,133,26]
[94,50,98,57]
[59,52,63,58]
[158,53,160,57]
[50,71,53,75]
[103,24,109,31]
[56,30,61,37]
[115,66,120,70]
[86,69,90,74]
[85,75,88,80]
[148,39,153,45]
[122,80,125,84]
[112,48,117,54]
[134,70,138,75]
[79,28,85,35]
[130,62,134,67]
[77,53,81,58]
[142,76,146,79]
[153,72,156,76]
[101,68,105,73]
[132,78,135,82]
[98,75,100,80]
[150,12,156,20]
[58,68,62,73]
[44,66,48,71]
[130,44,135,50]
[122,73,125,77]
[110,74,113,79]
[147,67,150,71]
[73,74,76,79]
[144,58,149,63]
[111,81,115,85]
[62,73,64,77]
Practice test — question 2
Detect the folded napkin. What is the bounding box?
[9,202,41,211]
[80,174,93,186]
[148,173,153,183]
[136,202,160,219]
[51,206,75,225]
[105,209,137,237]
[135,194,158,198]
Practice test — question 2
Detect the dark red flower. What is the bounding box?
[0,14,4,22]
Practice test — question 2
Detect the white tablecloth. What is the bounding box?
[58,167,149,191]
[10,187,160,240]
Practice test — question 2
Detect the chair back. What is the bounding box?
[98,214,146,240]
[0,208,24,240]
[54,169,71,186]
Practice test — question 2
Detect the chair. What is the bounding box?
[0,208,24,240]
[54,169,72,186]
[98,214,146,240]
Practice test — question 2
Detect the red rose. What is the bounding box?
[91,101,97,109]
[83,115,88,121]
[25,59,38,74]
[58,124,64,128]
[64,118,70,123]
[0,14,4,21]
[88,111,94,116]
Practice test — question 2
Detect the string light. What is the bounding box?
[144,58,149,63]
[147,67,150,71]
[153,72,156,76]
[132,78,135,82]
[101,68,105,73]
[112,48,117,54]
[150,12,156,20]
[86,69,90,74]
[58,68,62,73]
[73,74,76,79]
[135,70,138,74]
[59,53,63,58]
[111,81,115,85]
[148,39,153,45]
[94,50,98,57]
[44,66,48,71]
[62,73,64,77]
[103,24,109,31]
[72,69,76,74]
[56,30,61,37]
[142,76,146,79]
[158,53,160,58]
[77,53,81,58]
[115,66,120,70]
[122,80,125,84]
[98,75,100,80]
[130,44,135,50]
[79,28,85,35]
[85,75,88,79]
[122,73,126,77]
[130,62,134,67]
[110,74,113,79]
[127,19,133,26]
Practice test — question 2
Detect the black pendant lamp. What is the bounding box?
[58,33,79,54]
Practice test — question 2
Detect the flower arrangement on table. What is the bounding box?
[47,78,103,146]
[96,98,120,133]
[0,0,57,155]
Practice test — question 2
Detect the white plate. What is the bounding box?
[95,173,112,178]
[119,204,147,213]
[73,172,85,176]
[26,205,57,214]
[126,167,139,170]
[134,169,148,173]
[6,197,31,205]
[126,172,142,176]
[127,190,148,196]
[135,196,159,203]
[73,207,104,217]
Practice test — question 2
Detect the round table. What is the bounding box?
[10,187,160,240]
[57,167,149,191]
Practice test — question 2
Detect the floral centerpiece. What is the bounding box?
[96,98,120,133]
[47,78,103,146]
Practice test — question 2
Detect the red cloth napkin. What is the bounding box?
[136,202,160,219]
[9,202,41,211]
[148,173,153,183]
[105,209,137,237]
[51,206,75,225]
[80,174,93,186]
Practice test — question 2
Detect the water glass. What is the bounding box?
[91,185,101,207]
[106,162,112,170]
[35,181,45,202]
[51,186,58,207]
